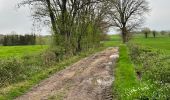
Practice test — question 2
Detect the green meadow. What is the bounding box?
[131,36,170,54]
[0,45,48,58]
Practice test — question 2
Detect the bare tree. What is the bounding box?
[142,27,150,38]
[152,30,157,38]
[109,0,149,43]
[160,30,166,36]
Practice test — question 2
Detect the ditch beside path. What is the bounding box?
[16,47,119,100]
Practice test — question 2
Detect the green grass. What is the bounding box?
[131,36,170,54]
[104,34,170,99]
[0,45,48,58]
[128,35,170,99]
[105,35,170,99]
[103,35,138,99]
[103,35,121,47]
[114,45,138,99]
[0,47,106,100]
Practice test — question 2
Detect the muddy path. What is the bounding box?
[16,47,119,100]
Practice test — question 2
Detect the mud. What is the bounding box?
[16,47,119,100]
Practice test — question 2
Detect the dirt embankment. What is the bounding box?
[16,47,119,100]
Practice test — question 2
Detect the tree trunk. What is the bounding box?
[76,34,82,53]
[122,33,127,43]
[46,0,57,35]
[122,27,128,43]
[153,33,156,38]
[145,33,148,38]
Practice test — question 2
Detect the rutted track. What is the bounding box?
[16,47,119,100]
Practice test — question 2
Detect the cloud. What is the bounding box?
[0,0,33,34]
[0,0,170,35]
[145,0,170,31]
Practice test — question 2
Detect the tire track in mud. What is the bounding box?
[16,47,119,100]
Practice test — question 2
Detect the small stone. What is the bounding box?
[110,54,119,59]
[105,66,110,70]
[108,62,113,66]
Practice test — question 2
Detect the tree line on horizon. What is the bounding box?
[1,34,36,46]
[141,28,170,38]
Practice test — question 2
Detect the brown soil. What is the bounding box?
[16,47,119,100]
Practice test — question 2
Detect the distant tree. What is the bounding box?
[0,35,3,45]
[2,34,36,46]
[152,30,157,38]
[142,27,150,38]
[36,35,46,45]
[3,36,7,46]
[160,31,166,35]
[109,0,149,43]
[19,35,25,45]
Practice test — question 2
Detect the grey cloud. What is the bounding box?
[0,0,34,34]
[0,0,170,35]
[145,0,170,31]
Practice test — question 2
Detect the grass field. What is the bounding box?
[131,36,170,54]
[103,34,121,47]
[0,45,48,58]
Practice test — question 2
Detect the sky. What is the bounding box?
[0,0,170,35]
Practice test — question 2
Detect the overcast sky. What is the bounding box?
[0,0,170,35]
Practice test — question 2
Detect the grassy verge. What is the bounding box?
[114,45,138,100]
[0,47,105,100]
[103,35,136,99]
[103,35,139,99]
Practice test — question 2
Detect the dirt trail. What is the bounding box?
[16,47,119,100]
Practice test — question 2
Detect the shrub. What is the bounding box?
[127,43,170,99]
[41,50,57,66]
[0,46,70,88]
[0,51,56,88]
[0,58,24,87]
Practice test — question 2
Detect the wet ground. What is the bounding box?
[16,47,119,100]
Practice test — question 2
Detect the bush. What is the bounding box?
[0,50,56,88]
[0,58,24,87]
[41,50,57,66]
[127,43,170,99]
[0,46,71,88]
